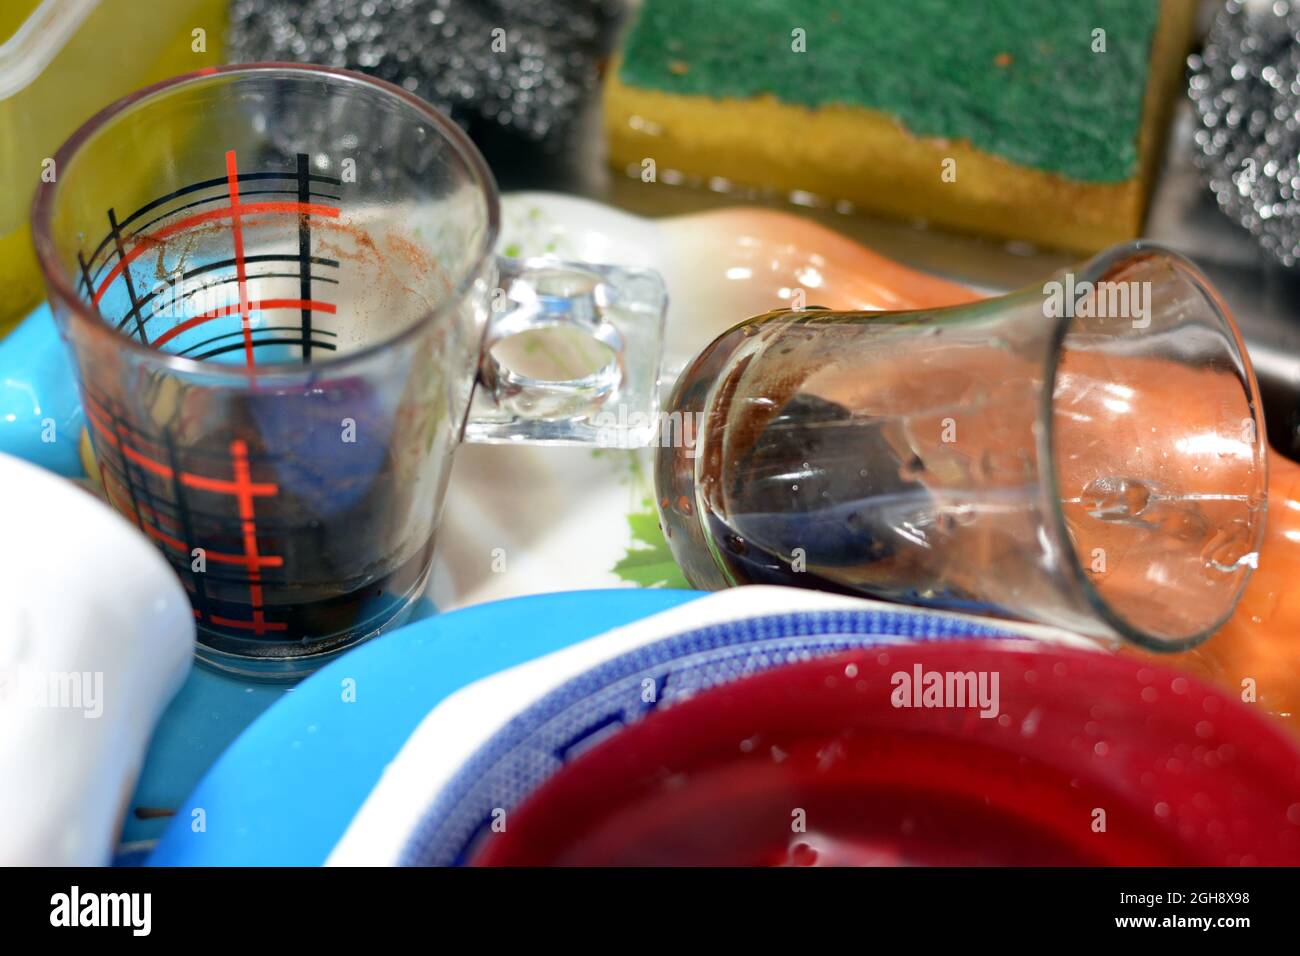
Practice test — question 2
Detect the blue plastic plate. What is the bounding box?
[148,589,702,865]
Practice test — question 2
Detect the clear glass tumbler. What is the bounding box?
[657,244,1266,651]
[32,64,665,676]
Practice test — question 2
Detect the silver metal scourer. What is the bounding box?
[226,0,622,145]
[1190,0,1300,268]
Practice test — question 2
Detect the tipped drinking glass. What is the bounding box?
[656,243,1266,651]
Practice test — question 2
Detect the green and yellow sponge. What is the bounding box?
[604,0,1197,253]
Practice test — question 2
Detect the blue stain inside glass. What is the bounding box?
[96,260,323,366]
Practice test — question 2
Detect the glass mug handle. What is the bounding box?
[463,257,668,447]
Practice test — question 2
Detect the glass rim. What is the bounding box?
[29,61,503,381]
[1038,239,1268,652]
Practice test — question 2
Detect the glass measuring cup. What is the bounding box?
[657,244,1267,651]
[32,64,665,677]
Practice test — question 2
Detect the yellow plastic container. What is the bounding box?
[0,0,227,336]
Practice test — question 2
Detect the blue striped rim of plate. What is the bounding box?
[399,607,1025,866]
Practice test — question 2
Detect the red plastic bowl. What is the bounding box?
[471,641,1300,866]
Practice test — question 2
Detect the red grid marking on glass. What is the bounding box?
[136,518,283,570]
[82,390,286,633]
[149,297,336,350]
[90,197,339,308]
[134,498,180,534]
[209,439,285,633]
[224,151,256,367]
[100,470,141,526]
